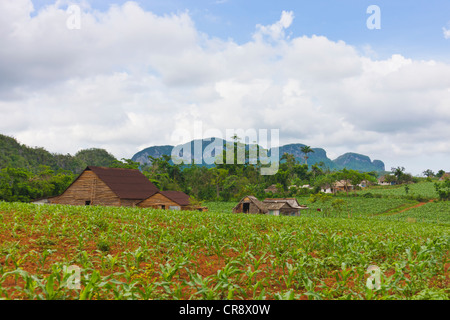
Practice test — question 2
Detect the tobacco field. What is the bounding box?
[0,200,448,300]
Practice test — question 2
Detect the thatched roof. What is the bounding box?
[233,196,309,213]
[232,195,267,212]
[263,198,303,209]
[334,180,353,187]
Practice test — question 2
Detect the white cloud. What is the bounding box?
[443,26,450,39]
[254,10,294,41]
[1,1,450,175]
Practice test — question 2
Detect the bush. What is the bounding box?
[434,180,450,201]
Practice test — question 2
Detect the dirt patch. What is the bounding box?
[395,200,434,214]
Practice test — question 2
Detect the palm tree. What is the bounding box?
[300,145,314,166]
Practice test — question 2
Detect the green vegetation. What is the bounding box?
[0,134,118,175]
[0,201,448,300]
[376,201,450,225]
[359,182,439,200]
[0,166,75,202]
[435,179,450,201]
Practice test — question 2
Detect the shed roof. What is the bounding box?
[264,202,290,210]
[233,195,267,212]
[87,166,159,200]
[334,180,353,187]
[263,198,302,209]
[161,190,191,206]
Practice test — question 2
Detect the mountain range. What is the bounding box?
[0,134,385,173]
[132,138,385,172]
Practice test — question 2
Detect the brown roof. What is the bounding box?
[88,166,159,200]
[161,191,191,206]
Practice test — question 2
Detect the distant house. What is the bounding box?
[320,184,333,194]
[358,180,373,188]
[50,166,160,207]
[264,184,279,194]
[334,180,354,192]
[137,190,191,211]
[232,196,308,216]
[378,175,395,186]
[439,173,450,181]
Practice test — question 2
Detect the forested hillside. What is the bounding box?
[0,134,121,202]
[0,134,118,174]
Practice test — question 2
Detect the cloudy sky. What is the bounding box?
[1,0,450,175]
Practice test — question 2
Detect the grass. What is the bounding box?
[358,181,438,200]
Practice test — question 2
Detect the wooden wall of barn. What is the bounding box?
[50,171,121,206]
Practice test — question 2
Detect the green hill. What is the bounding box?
[0,134,118,174]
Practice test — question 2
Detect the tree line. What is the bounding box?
[1,138,448,203]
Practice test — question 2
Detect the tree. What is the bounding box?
[111,158,140,170]
[435,180,450,201]
[391,166,413,184]
[300,146,314,166]
[391,166,405,179]
[436,170,446,178]
[209,167,229,200]
[422,169,435,178]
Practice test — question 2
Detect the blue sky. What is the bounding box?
[30,0,450,61]
[1,0,450,175]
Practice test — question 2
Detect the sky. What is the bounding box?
[1,0,450,176]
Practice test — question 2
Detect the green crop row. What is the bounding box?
[0,201,448,300]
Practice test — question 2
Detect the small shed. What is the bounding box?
[232,196,308,216]
[137,190,191,210]
[232,196,267,214]
[262,198,307,217]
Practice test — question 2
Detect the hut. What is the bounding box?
[137,190,191,210]
[232,196,308,216]
[50,166,159,207]
[262,198,307,217]
[232,196,267,214]
[334,180,354,192]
